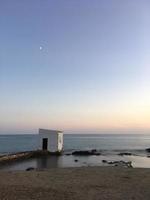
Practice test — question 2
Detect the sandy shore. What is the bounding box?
[0,167,150,200]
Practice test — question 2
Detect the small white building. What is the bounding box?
[39,129,63,152]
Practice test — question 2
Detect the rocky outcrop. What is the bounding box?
[102,160,133,168]
[118,152,132,156]
[0,150,62,165]
[72,150,101,156]
[65,153,72,156]
[26,167,35,171]
[145,148,150,153]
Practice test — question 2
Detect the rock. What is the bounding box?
[146,148,150,152]
[65,153,71,156]
[72,151,90,155]
[118,153,132,156]
[72,150,101,156]
[107,161,114,164]
[72,151,91,156]
[91,149,101,155]
[106,160,133,168]
[127,161,133,168]
[91,149,97,153]
[26,167,35,171]
[94,152,101,156]
[102,160,107,163]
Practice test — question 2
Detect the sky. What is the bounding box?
[0,0,150,134]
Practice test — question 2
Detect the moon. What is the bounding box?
[40,46,43,50]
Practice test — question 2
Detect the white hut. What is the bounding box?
[39,129,63,152]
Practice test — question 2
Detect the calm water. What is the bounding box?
[0,134,150,154]
[0,134,150,170]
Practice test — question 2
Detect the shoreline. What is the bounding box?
[0,166,150,199]
[0,150,150,170]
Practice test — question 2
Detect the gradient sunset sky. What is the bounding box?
[0,0,150,134]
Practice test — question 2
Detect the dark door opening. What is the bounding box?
[42,138,48,150]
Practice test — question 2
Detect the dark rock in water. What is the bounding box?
[94,152,101,156]
[118,152,132,156]
[74,159,78,162]
[107,161,114,164]
[146,148,150,152]
[72,151,90,155]
[65,153,72,156]
[72,150,101,156]
[91,149,97,153]
[127,161,133,168]
[91,149,101,155]
[26,167,35,171]
[115,161,133,168]
[103,160,133,168]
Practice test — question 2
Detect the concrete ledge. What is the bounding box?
[0,150,62,165]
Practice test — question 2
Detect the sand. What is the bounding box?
[0,167,150,200]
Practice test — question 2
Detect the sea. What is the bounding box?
[0,134,150,170]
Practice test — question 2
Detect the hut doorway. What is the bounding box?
[42,138,48,150]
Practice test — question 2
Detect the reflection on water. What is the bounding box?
[0,154,150,171]
[37,156,59,169]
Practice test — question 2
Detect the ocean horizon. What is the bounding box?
[0,133,150,170]
[0,133,150,154]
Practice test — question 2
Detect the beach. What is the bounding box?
[0,167,150,200]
